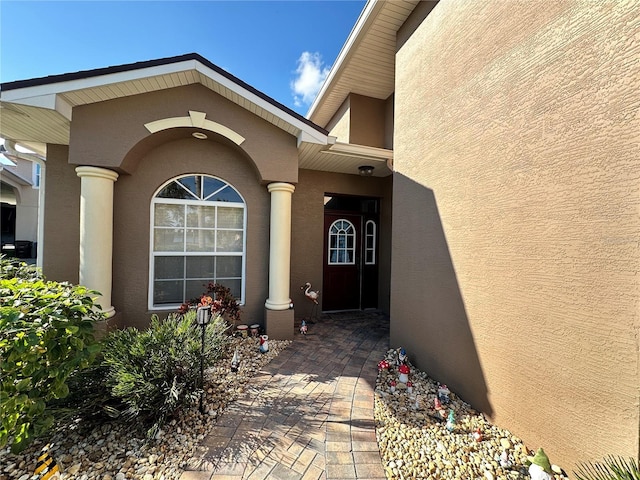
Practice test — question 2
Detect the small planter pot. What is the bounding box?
[236,324,248,337]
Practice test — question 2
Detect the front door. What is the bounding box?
[322,196,379,311]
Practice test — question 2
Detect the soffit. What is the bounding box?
[307,0,421,128]
[0,54,328,153]
[298,141,392,177]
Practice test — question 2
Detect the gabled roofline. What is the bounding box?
[1,53,328,136]
[306,1,382,121]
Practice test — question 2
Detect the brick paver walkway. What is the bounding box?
[179,311,390,480]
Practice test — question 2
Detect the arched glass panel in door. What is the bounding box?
[328,219,356,265]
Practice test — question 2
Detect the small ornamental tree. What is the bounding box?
[179,282,242,326]
[0,256,104,452]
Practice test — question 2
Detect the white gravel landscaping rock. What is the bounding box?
[0,335,289,480]
[375,347,569,480]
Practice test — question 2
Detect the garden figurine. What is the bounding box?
[390,380,397,393]
[398,364,410,383]
[528,448,553,480]
[406,381,413,394]
[231,348,240,373]
[398,347,408,364]
[446,409,455,432]
[473,428,483,442]
[259,335,269,353]
[438,384,450,404]
[378,359,390,371]
[300,320,308,335]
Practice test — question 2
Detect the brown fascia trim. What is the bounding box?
[0,52,328,136]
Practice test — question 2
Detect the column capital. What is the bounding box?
[76,166,119,182]
[267,182,295,194]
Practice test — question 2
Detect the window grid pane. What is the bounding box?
[328,219,356,265]
[365,220,376,265]
[151,175,245,308]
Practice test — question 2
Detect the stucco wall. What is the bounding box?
[327,97,351,143]
[291,169,392,315]
[69,83,299,184]
[42,144,79,283]
[112,137,270,329]
[349,94,387,148]
[392,0,639,468]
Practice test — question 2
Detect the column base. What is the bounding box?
[264,308,294,340]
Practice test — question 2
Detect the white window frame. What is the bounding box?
[148,174,246,310]
[328,219,356,265]
[364,220,376,265]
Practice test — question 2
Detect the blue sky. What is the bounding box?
[0,1,366,115]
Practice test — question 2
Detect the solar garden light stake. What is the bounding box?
[196,305,212,414]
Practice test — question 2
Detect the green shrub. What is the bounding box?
[0,256,104,453]
[101,310,229,437]
[575,456,640,480]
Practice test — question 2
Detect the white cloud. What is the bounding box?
[291,51,330,108]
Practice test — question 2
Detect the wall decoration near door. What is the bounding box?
[323,195,379,311]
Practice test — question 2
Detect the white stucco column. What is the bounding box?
[76,166,119,318]
[265,182,295,311]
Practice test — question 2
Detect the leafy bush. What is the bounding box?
[101,310,229,437]
[0,256,104,452]
[575,456,640,480]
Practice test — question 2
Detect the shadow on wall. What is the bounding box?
[390,173,493,418]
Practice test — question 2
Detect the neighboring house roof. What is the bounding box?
[0,53,329,156]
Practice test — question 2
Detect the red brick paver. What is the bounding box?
[180,311,389,480]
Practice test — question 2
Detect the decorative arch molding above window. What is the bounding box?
[144,110,246,146]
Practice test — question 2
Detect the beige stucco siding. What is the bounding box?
[42,144,80,284]
[69,84,299,184]
[327,97,351,143]
[393,0,639,468]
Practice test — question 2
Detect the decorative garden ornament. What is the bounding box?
[300,282,320,323]
[438,384,450,404]
[250,324,260,337]
[231,348,240,373]
[528,448,553,480]
[259,335,269,353]
[473,428,483,442]
[398,347,408,364]
[300,320,308,335]
[446,409,455,432]
[398,364,410,383]
[301,282,320,304]
[378,359,390,371]
[406,381,413,394]
[390,380,396,393]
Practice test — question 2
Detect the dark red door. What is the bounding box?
[322,213,362,311]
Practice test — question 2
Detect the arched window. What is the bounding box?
[364,220,376,265]
[328,219,356,265]
[149,174,245,309]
